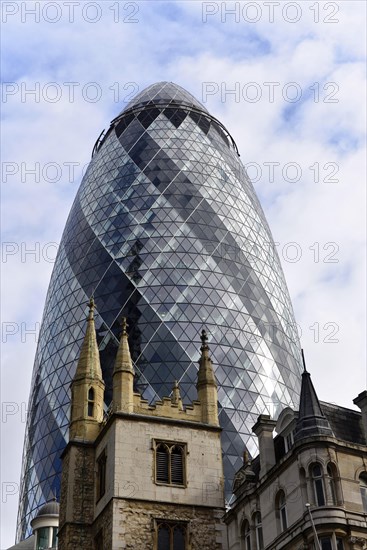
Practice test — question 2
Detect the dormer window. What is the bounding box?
[284,430,294,452]
[275,407,297,454]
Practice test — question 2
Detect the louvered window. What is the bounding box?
[156,445,169,483]
[155,442,186,486]
[171,447,183,484]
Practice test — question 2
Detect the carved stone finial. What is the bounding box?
[171,380,183,409]
[200,329,208,350]
[121,317,128,335]
[88,296,95,319]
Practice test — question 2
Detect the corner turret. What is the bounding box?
[294,350,333,441]
[70,298,105,440]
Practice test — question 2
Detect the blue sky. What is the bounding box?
[1,1,366,546]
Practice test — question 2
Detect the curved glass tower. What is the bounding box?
[17,82,302,539]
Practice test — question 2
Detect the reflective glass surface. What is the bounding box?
[17,82,302,539]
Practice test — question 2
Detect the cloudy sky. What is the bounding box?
[1,0,366,546]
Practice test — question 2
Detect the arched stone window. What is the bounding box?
[311,463,325,506]
[319,534,345,550]
[276,490,288,531]
[326,463,337,504]
[155,442,186,486]
[299,467,308,504]
[359,472,367,512]
[253,512,263,550]
[241,519,251,550]
[157,521,187,550]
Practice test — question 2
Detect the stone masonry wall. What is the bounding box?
[92,500,113,549]
[111,498,225,550]
[58,444,96,550]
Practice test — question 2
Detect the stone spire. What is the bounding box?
[197,329,219,426]
[113,318,135,413]
[171,380,183,410]
[73,297,103,381]
[294,350,333,441]
[70,298,105,440]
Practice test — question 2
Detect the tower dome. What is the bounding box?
[34,501,59,518]
[30,500,59,550]
[17,82,302,540]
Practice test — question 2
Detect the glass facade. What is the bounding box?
[17,82,302,539]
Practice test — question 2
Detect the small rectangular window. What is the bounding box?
[37,527,49,549]
[96,449,107,501]
[51,527,57,548]
[360,484,367,512]
[280,506,287,530]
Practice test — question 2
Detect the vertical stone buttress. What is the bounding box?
[197,329,219,426]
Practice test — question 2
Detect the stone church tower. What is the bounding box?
[58,300,226,549]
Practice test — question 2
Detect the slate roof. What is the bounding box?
[7,535,35,550]
[321,401,366,446]
[294,370,333,441]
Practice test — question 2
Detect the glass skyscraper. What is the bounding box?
[17,82,302,540]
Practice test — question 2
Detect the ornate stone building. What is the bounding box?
[58,299,226,550]
[225,354,367,550]
[8,320,367,550]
